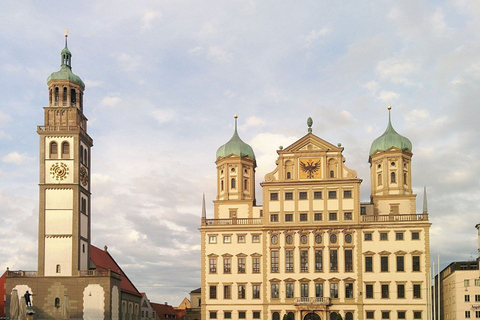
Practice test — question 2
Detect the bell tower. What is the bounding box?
[37,31,93,276]
[214,115,256,219]
[369,106,416,215]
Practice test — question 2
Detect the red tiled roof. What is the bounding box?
[90,245,141,297]
[151,302,176,320]
[0,271,6,317]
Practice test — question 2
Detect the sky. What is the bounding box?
[1,0,480,305]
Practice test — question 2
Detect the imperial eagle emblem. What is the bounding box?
[300,159,321,179]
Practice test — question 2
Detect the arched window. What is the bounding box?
[50,142,58,159]
[391,172,396,183]
[221,180,224,191]
[329,312,337,320]
[80,146,84,164]
[55,297,60,308]
[55,87,59,104]
[231,178,236,189]
[56,264,61,273]
[244,179,248,190]
[287,312,295,320]
[378,174,382,186]
[62,142,70,158]
[286,172,291,179]
[272,312,280,320]
[345,312,353,320]
[84,149,88,166]
[81,198,87,213]
[71,88,76,105]
[80,93,83,111]
[63,87,67,106]
[49,89,53,105]
[404,173,407,185]
[330,170,335,178]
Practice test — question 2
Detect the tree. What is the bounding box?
[335,314,343,320]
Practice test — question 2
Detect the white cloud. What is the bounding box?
[303,28,329,48]
[363,81,380,95]
[141,11,162,30]
[117,53,142,71]
[375,58,417,85]
[207,46,233,63]
[101,95,122,107]
[0,111,11,124]
[239,116,265,130]
[1,152,35,165]
[429,8,450,37]
[152,109,175,124]
[377,90,400,102]
[404,109,429,123]
[84,80,103,88]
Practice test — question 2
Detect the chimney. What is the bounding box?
[165,302,168,305]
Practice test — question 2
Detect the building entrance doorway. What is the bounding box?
[304,313,321,320]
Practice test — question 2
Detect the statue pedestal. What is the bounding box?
[26,306,35,320]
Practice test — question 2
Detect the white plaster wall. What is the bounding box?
[284,201,294,211]
[342,199,354,210]
[376,199,412,214]
[80,214,88,238]
[327,199,339,210]
[298,200,309,211]
[312,200,324,210]
[46,189,73,209]
[269,201,280,211]
[45,237,72,276]
[45,210,72,235]
[112,285,120,320]
[218,203,250,219]
[83,284,105,320]
[80,239,88,270]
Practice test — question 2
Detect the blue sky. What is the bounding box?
[1,1,480,305]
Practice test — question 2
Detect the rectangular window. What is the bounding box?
[300,250,309,272]
[381,284,389,298]
[285,192,293,200]
[314,212,322,221]
[314,191,322,199]
[381,311,390,319]
[361,207,366,215]
[300,213,308,221]
[224,312,231,319]
[239,312,246,319]
[299,191,308,199]
[398,312,406,319]
[465,311,470,318]
[271,283,279,299]
[238,235,245,243]
[238,285,246,299]
[315,250,323,272]
[366,284,374,298]
[396,256,404,272]
[477,310,480,318]
[253,311,261,319]
[396,232,404,240]
[209,236,217,243]
[366,311,374,319]
[301,283,309,297]
[364,233,372,241]
[315,283,324,297]
[381,256,389,272]
[465,294,471,302]
[285,250,294,272]
[252,257,260,273]
[343,190,352,198]
[397,284,405,298]
[270,214,278,222]
[412,232,420,240]
[252,285,260,299]
[412,256,421,271]
[271,251,279,273]
[285,214,293,221]
[380,232,388,240]
[465,279,471,287]
[344,212,352,220]
[345,249,353,272]
[476,294,480,302]
[223,258,231,273]
[345,283,354,298]
[270,193,278,201]
[238,258,246,273]
[476,279,480,286]
[210,311,217,319]
[224,285,231,299]
[252,235,260,243]
[330,283,339,298]
[209,258,217,273]
[413,284,421,298]
[328,191,337,199]
[286,283,294,299]
[329,212,337,221]
[210,285,217,299]
[365,256,373,272]
[413,311,422,319]
[223,235,231,243]
[330,249,338,272]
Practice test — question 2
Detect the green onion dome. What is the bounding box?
[216,116,256,161]
[369,108,412,156]
[47,35,85,89]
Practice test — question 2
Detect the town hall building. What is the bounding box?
[200,112,431,320]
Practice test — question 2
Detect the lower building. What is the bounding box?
[185,288,201,320]
[200,113,431,320]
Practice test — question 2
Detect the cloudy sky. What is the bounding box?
[1,1,480,305]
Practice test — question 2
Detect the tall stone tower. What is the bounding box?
[37,31,92,276]
[369,106,416,215]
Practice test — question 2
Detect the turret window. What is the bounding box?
[221,180,224,191]
[84,149,88,166]
[49,89,53,105]
[71,89,76,105]
[330,170,335,178]
[403,173,407,185]
[231,178,236,189]
[56,264,61,273]
[80,146,84,164]
[378,174,382,186]
[63,87,67,106]
[286,172,291,179]
[50,142,58,159]
[61,142,70,158]
[391,172,396,183]
[244,179,248,190]
[55,87,59,104]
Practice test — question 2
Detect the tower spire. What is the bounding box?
[202,193,206,219]
[423,186,428,214]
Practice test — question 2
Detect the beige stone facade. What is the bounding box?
[200,116,431,320]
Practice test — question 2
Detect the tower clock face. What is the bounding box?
[299,158,322,179]
[80,167,89,186]
[50,162,69,181]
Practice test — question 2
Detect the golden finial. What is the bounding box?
[387,105,392,111]
[234,114,238,119]
[65,28,69,37]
